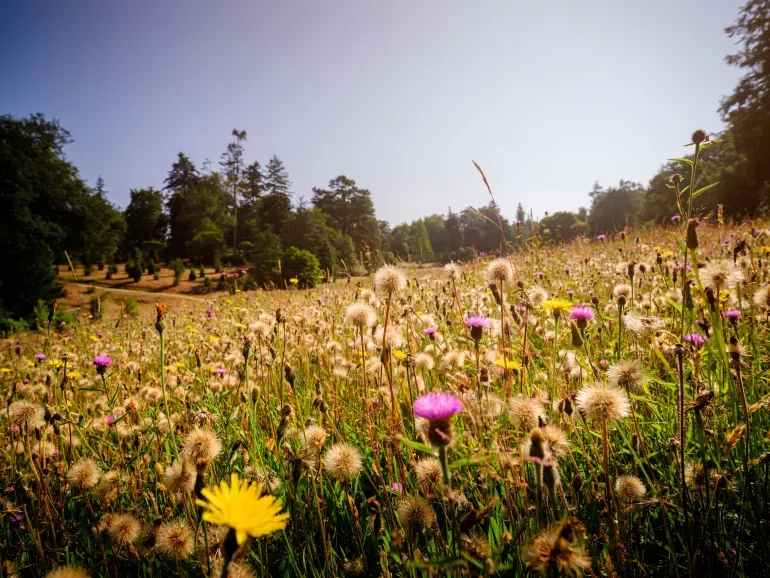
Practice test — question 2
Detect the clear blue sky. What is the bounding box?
[0,0,744,224]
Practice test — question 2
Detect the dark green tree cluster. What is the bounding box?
[0,115,124,329]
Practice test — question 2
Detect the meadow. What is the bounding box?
[3,190,770,577]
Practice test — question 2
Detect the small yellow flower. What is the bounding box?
[68,371,82,379]
[393,349,407,361]
[174,362,186,369]
[235,323,247,330]
[494,358,522,371]
[289,278,299,285]
[0,368,10,373]
[196,473,288,545]
[47,360,63,368]
[541,299,573,313]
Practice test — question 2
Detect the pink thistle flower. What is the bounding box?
[413,392,463,420]
[684,332,706,347]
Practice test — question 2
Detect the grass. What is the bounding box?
[3,217,770,575]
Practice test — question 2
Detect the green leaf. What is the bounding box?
[691,181,720,200]
[397,436,435,455]
[671,234,686,256]
[667,157,694,167]
[663,295,682,314]
[449,455,493,470]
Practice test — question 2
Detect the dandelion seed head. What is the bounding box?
[324,443,363,481]
[487,258,515,283]
[155,519,194,560]
[67,458,101,490]
[575,383,630,422]
[374,265,406,294]
[615,475,647,501]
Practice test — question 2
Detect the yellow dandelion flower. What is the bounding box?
[47,360,63,368]
[209,335,220,343]
[540,299,573,313]
[235,323,247,329]
[174,362,186,369]
[393,350,407,361]
[68,372,82,379]
[494,358,522,371]
[289,278,299,285]
[196,473,288,545]
[0,368,10,373]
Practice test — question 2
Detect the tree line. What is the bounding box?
[1,0,768,329]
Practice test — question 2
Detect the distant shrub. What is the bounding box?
[282,247,322,288]
[213,254,222,274]
[199,264,205,278]
[147,259,159,275]
[124,298,139,317]
[83,263,93,276]
[173,259,185,286]
[216,273,227,291]
[224,251,246,267]
[458,246,477,262]
[188,268,197,282]
[242,274,257,291]
[89,296,103,320]
[106,264,118,280]
[203,276,212,292]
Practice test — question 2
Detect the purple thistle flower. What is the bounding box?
[599,359,609,369]
[567,290,574,297]
[206,307,214,319]
[105,413,121,426]
[465,314,491,341]
[34,353,46,361]
[684,332,706,347]
[537,271,545,278]
[93,355,112,374]
[569,306,594,321]
[413,392,463,421]
[464,315,491,329]
[216,367,227,376]
[563,266,570,273]
[597,234,606,240]
[423,326,437,335]
[672,214,681,222]
[569,305,594,329]
[390,482,404,494]
[723,309,741,320]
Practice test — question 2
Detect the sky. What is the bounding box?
[0,0,746,224]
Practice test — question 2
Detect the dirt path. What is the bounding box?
[66,283,208,302]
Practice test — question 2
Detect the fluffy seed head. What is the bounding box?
[374,265,406,294]
[509,396,545,431]
[344,303,376,329]
[606,359,646,392]
[414,353,435,371]
[182,427,222,464]
[615,475,647,501]
[324,443,363,481]
[155,519,194,560]
[106,513,141,546]
[397,496,436,534]
[613,284,632,300]
[9,400,44,427]
[44,567,90,578]
[67,458,101,490]
[165,459,196,494]
[487,258,515,283]
[701,260,744,294]
[753,285,770,309]
[525,521,591,576]
[302,425,328,453]
[575,383,630,422]
[415,457,443,493]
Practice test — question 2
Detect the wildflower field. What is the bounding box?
[3,143,770,578]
